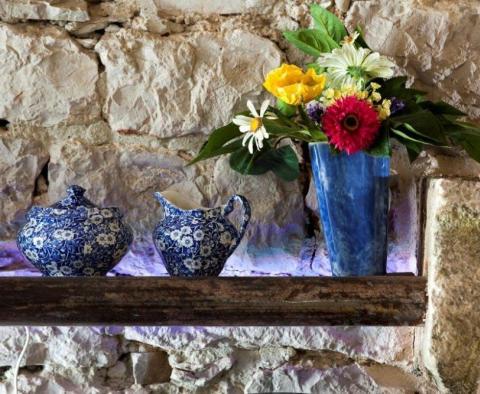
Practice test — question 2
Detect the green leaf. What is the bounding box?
[229,147,270,175]
[390,110,448,144]
[377,77,426,102]
[400,138,423,162]
[392,128,432,145]
[310,4,347,43]
[451,133,480,163]
[276,99,297,117]
[189,122,241,165]
[283,29,338,57]
[309,129,328,142]
[229,145,300,181]
[268,146,300,181]
[354,25,370,49]
[443,120,480,163]
[419,101,467,117]
[366,127,391,156]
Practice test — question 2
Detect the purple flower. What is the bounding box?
[390,97,406,115]
[306,101,324,124]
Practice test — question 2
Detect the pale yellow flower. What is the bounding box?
[378,99,391,120]
[371,92,382,102]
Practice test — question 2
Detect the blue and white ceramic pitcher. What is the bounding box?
[152,193,251,277]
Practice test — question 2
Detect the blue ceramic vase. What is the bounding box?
[17,185,133,276]
[152,193,251,277]
[309,143,390,276]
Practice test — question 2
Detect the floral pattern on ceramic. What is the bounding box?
[152,193,251,277]
[17,185,133,277]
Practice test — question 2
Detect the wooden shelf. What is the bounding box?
[0,276,426,326]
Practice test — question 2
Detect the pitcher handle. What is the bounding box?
[222,195,251,249]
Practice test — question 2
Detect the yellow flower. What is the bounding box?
[263,64,326,106]
[320,84,369,106]
[371,91,382,102]
[324,88,335,100]
[378,99,391,120]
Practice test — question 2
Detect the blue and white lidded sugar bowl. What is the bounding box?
[17,185,133,276]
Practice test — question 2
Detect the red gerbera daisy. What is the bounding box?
[321,95,381,154]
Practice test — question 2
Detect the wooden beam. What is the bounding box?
[0,276,426,326]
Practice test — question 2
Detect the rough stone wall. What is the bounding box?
[0,0,479,393]
[422,179,480,393]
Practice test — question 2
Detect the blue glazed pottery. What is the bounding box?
[309,143,390,276]
[152,192,251,277]
[17,185,133,276]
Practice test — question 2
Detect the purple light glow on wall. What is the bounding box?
[0,234,417,277]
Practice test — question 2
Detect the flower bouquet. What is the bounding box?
[190,5,480,276]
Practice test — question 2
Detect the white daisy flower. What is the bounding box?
[89,214,104,225]
[73,260,83,268]
[83,267,95,276]
[181,226,192,235]
[25,249,39,261]
[60,266,73,275]
[180,236,194,248]
[53,229,74,241]
[45,262,58,272]
[220,232,232,246]
[193,230,205,241]
[88,208,100,216]
[109,222,120,232]
[316,41,394,88]
[170,230,182,241]
[232,100,277,154]
[184,258,202,271]
[101,209,113,218]
[96,233,115,246]
[32,236,45,249]
[200,245,211,257]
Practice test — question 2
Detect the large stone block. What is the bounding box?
[123,326,414,366]
[95,29,282,137]
[47,137,205,240]
[0,0,89,22]
[345,0,480,119]
[0,130,48,239]
[422,178,480,392]
[147,0,277,15]
[0,23,100,126]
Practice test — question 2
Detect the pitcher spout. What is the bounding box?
[154,192,172,210]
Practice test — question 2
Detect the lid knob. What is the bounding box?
[67,185,86,198]
[50,185,95,209]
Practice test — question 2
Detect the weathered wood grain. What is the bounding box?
[0,276,426,326]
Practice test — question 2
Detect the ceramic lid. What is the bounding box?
[50,185,96,209]
[25,185,124,222]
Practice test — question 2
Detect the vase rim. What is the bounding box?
[308,141,329,146]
